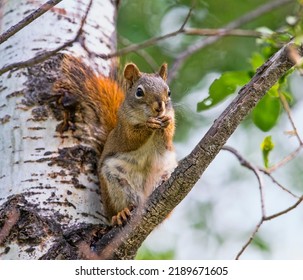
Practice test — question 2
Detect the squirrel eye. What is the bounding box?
[168,90,171,97]
[135,87,144,98]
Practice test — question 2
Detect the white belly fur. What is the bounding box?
[103,135,177,197]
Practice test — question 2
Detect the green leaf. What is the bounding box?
[250,52,265,71]
[267,83,279,97]
[197,71,250,111]
[252,235,271,252]
[281,91,293,104]
[252,93,281,131]
[260,136,275,168]
[294,35,303,45]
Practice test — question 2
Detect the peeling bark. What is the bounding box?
[0,0,117,259]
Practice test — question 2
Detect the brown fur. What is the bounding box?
[53,56,176,226]
[99,63,177,225]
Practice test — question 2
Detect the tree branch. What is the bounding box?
[101,28,264,60]
[257,89,303,173]
[96,42,302,259]
[99,0,293,65]
[168,0,294,83]
[0,0,92,76]
[264,196,303,220]
[119,36,159,71]
[279,90,303,145]
[261,170,300,199]
[266,145,302,173]
[235,219,263,260]
[99,0,267,62]
[222,146,266,217]
[235,195,303,259]
[221,145,302,258]
[0,0,63,45]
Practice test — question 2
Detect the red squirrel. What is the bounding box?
[54,56,177,225]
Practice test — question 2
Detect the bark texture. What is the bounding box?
[0,0,302,260]
[0,0,117,259]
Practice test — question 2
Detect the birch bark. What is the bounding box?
[0,0,116,259]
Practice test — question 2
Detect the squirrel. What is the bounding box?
[53,55,177,226]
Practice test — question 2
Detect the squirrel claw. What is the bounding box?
[158,115,171,128]
[111,207,132,226]
[146,116,171,129]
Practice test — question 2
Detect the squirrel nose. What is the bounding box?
[152,101,165,115]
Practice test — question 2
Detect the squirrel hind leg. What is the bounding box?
[111,207,133,226]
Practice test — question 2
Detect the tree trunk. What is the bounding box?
[0,0,117,259]
[1,1,302,260]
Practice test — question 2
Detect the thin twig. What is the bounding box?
[223,145,303,259]
[98,7,194,60]
[179,6,194,30]
[260,170,300,199]
[185,28,262,37]
[99,31,180,60]
[0,0,63,45]
[225,0,294,28]
[266,146,302,173]
[279,90,303,145]
[236,196,303,259]
[235,219,263,260]
[264,196,303,220]
[222,146,266,217]
[0,0,93,76]
[119,37,158,71]
[100,28,264,60]
[168,0,294,82]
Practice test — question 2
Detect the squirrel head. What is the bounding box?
[122,63,173,122]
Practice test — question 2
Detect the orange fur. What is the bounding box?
[55,55,125,152]
[95,76,125,132]
[54,56,176,226]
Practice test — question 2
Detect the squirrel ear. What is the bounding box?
[124,63,141,86]
[158,63,167,81]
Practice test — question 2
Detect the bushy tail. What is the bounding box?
[53,54,125,154]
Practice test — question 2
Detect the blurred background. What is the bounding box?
[117,0,303,259]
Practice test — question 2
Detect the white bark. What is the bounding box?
[0,0,115,259]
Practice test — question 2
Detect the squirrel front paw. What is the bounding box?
[146,115,171,129]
